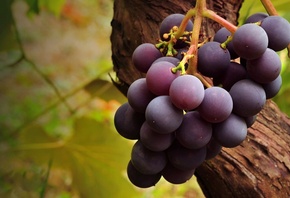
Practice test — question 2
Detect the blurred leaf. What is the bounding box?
[24,0,40,14]
[39,0,66,16]
[84,79,126,103]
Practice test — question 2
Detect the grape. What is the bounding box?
[127,160,161,188]
[146,61,180,95]
[205,138,222,160]
[261,16,290,51]
[229,79,266,117]
[114,103,145,139]
[213,113,247,148]
[232,23,268,60]
[245,115,257,128]
[131,140,167,175]
[262,75,282,99]
[140,122,174,152]
[213,27,239,59]
[176,48,188,60]
[176,111,212,149]
[145,96,183,134]
[159,14,194,48]
[127,78,156,113]
[162,163,195,184]
[197,41,231,78]
[169,75,204,110]
[132,43,163,73]
[153,56,180,66]
[197,87,233,123]
[246,48,281,84]
[167,140,206,170]
[245,12,268,23]
[219,62,247,91]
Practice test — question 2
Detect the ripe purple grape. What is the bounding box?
[245,12,268,23]
[132,43,163,73]
[262,75,282,99]
[169,75,204,110]
[162,163,195,184]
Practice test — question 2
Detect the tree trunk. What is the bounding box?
[110,0,290,197]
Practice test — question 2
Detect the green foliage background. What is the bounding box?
[0,0,289,197]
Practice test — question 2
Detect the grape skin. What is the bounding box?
[197,87,233,123]
[127,160,161,188]
[213,113,247,148]
[205,138,222,160]
[162,163,195,184]
[230,79,266,117]
[245,12,268,23]
[140,122,174,152]
[197,41,231,78]
[261,16,290,51]
[153,56,180,66]
[176,111,212,149]
[145,96,183,134]
[114,103,145,140]
[232,23,268,60]
[169,75,205,110]
[262,75,282,99]
[146,61,180,95]
[131,140,167,175]
[246,48,281,84]
[127,78,156,113]
[132,43,162,73]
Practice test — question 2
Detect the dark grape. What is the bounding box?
[262,75,282,99]
[145,96,183,134]
[162,163,195,184]
[230,79,266,117]
[140,122,174,152]
[167,141,206,170]
[127,78,155,113]
[197,41,231,78]
[127,160,161,188]
[114,103,145,139]
[244,115,257,128]
[205,138,222,160]
[261,16,290,51]
[176,48,188,60]
[146,61,180,95]
[198,87,233,123]
[176,111,212,149]
[213,27,239,59]
[169,75,204,110]
[232,23,268,60]
[213,113,247,148]
[246,48,281,84]
[132,43,162,73]
[245,12,268,23]
[153,56,180,66]
[131,140,167,175]
[159,14,194,48]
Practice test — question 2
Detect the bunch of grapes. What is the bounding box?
[114,12,290,188]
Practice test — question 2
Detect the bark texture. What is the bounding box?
[110,0,290,197]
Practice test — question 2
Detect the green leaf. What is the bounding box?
[39,0,66,16]
[24,0,40,14]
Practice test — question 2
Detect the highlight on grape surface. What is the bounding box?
[113,0,290,188]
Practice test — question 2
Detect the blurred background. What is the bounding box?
[0,0,289,197]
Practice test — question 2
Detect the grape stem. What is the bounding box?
[260,0,278,16]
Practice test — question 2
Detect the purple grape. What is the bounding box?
[232,23,268,60]
[127,78,156,113]
[262,75,282,99]
[169,75,204,110]
[230,79,266,117]
[197,41,231,78]
[127,160,161,188]
[162,163,195,184]
[167,140,206,170]
[205,138,222,160]
[153,56,180,66]
[261,16,290,51]
[146,61,180,95]
[132,43,163,73]
[176,111,212,149]
[145,96,183,134]
[245,12,268,23]
[131,140,167,175]
[114,103,145,139]
[197,87,233,123]
[247,48,281,84]
[213,113,247,148]
[140,122,174,152]
[213,27,239,59]
[244,115,257,128]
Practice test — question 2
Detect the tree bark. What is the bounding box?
[110,0,290,197]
